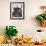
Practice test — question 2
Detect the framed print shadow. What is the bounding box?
[10,2,25,19]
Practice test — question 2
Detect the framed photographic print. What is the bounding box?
[10,2,25,19]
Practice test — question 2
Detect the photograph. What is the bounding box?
[10,2,24,19]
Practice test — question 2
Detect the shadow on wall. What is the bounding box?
[30,16,40,27]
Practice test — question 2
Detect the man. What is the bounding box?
[12,7,22,17]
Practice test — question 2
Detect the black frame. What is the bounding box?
[10,2,25,20]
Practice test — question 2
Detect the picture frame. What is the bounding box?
[10,2,25,19]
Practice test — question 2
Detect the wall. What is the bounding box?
[0,0,46,41]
